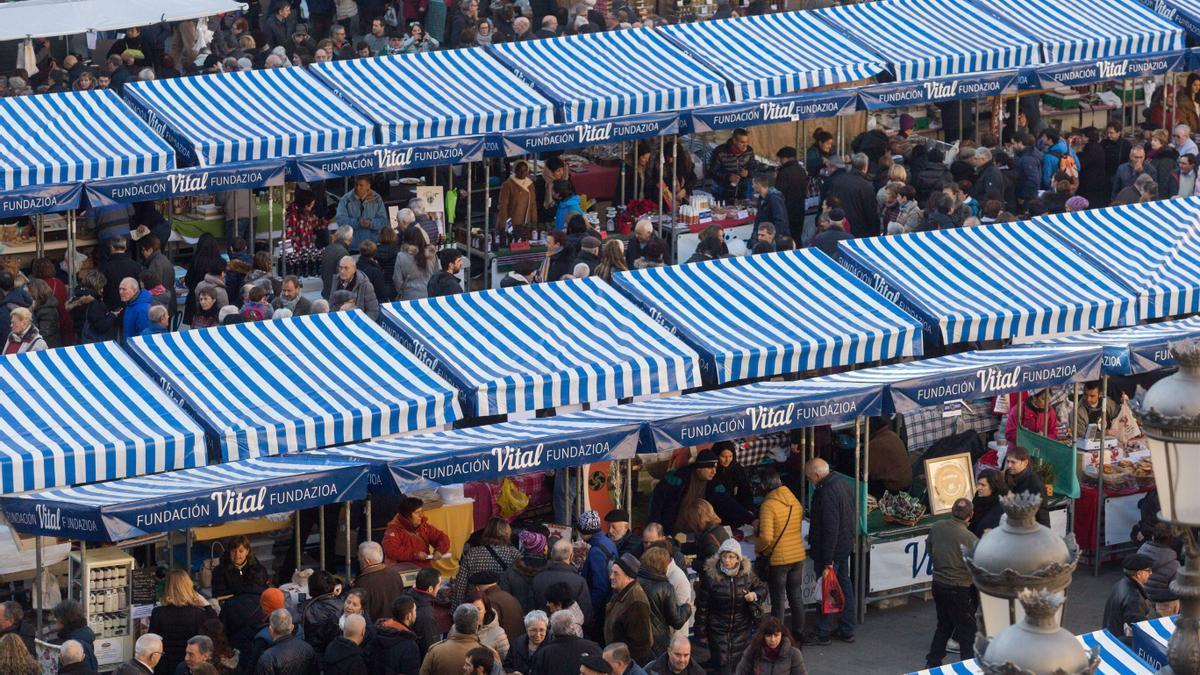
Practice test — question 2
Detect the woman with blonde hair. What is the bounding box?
[592,239,629,282]
[684,499,730,576]
[0,633,36,674]
[149,570,215,675]
[450,517,519,607]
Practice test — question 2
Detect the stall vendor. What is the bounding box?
[1005,389,1058,447]
[1073,380,1121,436]
[382,496,452,566]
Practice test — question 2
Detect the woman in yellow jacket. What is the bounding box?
[756,468,807,638]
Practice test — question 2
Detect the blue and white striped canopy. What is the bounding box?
[0,89,174,190]
[311,413,642,493]
[971,0,1183,62]
[908,630,1153,675]
[309,50,554,143]
[1033,198,1200,320]
[660,11,885,100]
[0,343,205,496]
[380,277,702,417]
[814,0,1042,81]
[1041,316,1200,375]
[123,67,374,166]
[126,311,460,462]
[1132,616,1173,669]
[0,455,369,542]
[488,28,730,123]
[837,222,1138,344]
[612,250,923,384]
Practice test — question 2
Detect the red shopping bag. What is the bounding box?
[821,565,846,615]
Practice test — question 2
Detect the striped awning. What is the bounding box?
[309,50,554,143]
[1041,316,1200,375]
[379,277,702,417]
[908,630,1153,675]
[488,28,730,123]
[660,11,885,100]
[125,311,461,462]
[0,343,205,495]
[1033,198,1200,320]
[0,89,174,190]
[0,455,369,542]
[1132,616,1173,669]
[123,67,373,166]
[814,0,1042,81]
[836,222,1138,344]
[971,0,1183,62]
[611,250,923,384]
[310,413,642,493]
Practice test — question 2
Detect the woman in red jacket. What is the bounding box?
[383,497,451,566]
[1005,389,1059,447]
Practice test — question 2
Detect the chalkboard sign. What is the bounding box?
[130,568,157,606]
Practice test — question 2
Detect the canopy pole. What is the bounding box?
[957,101,964,144]
[318,507,327,571]
[974,96,981,146]
[35,214,44,259]
[1095,375,1110,576]
[268,186,275,265]
[466,162,474,254]
[670,139,679,263]
[1072,382,1080,443]
[619,143,627,207]
[624,460,632,514]
[294,511,302,571]
[67,211,77,291]
[344,504,353,579]
[853,418,862,624]
[656,136,666,239]
[186,529,193,576]
[860,418,870,625]
[34,536,43,634]
[484,161,491,289]
[365,498,373,544]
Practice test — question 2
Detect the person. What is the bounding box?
[636,546,690,659]
[602,510,642,560]
[774,147,809,242]
[141,303,170,336]
[460,591,508,660]
[734,616,806,675]
[528,608,600,675]
[593,239,629,283]
[321,226,353,300]
[67,270,115,343]
[116,277,152,342]
[180,635,213,675]
[501,527,548,610]
[709,128,757,201]
[322,613,367,675]
[115,633,163,675]
[574,237,602,276]
[970,147,1004,204]
[811,209,853,259]
[386,226,436,301]
[1104,554,1154,645]
[427,249,465,298]
[4,307,47,354]
[756,468,806,639]
[530,538,593,629]
[256,609,320,675]
[270,276,312,317]
[823,154,879,238]
[649,450,731,537]
[553,180,583,232]
[924,498,978,668]
[1003,446,1050,527]
[350,541,405,624]
[100,237,142,310]
[462,646,495,675]
[1112,144,1157,199]
[198,618,239,674]
[419,604,485,675]
[0,602,34,657]
[147,570,215,675]
[644,635,702,675]
[1074,380,1120,436]
[752,173,788,242]
[400,22,439,52]
[542,230,575,281]
[356,243,387,306]
[498,160,539,229]
[59,640,96,675]
[1169,152,1198,198]
[504,610,547,674]
[579,653,614,675]
[211,535,267,600]
[577,510,618,631]
[1175,124,1199,158]
[602,643,648,675]
[53,601,97,672]
[712,441,754,512]
[30,259,73,345]
[371,595,422,675]
[970,469,1009,537]
[696,539,766,672]
[803,458,855,645]
[405,568,443,658]
[866,416,912,497]
[331,257,380,320]
[1139,524,1181,617]
[138,235,175,313]
[467,570,524,647]
[285,190,323,263]
[1040,128,1079,189]
[300,570,345,659]
[805,129,834,179]
[1009,133,1044,208]
[1005,389,1058,448]
[384,497,451,566]
[0,633,36,675]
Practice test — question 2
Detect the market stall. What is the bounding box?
[612,248,923,384]
[972,0,1184,62]
[0,341,207,495]
[1132,615,1175,670]
[1139,0,1200,39]
[908,629,1155,675]
[836,221,1139,346]
[125,310,461,461]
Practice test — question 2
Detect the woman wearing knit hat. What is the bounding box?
[502,528,550,612]
[696,539,767,672]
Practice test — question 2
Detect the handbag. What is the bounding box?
[752,503,792,579]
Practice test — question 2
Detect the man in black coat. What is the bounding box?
[1004,446,1050,527]
[531,538,594,626]
[1103,554,1153,645]
[257,610,320,675]
[775,147,809,242]
[427,249,465,297]
[100,237,144,310]
[500,260,538,288]
[529,610,601,675]
[970,147,1005,203]
[804,458,856,645]
[406,568,443,658]
[322,615,368,675]
[822,154,880,239]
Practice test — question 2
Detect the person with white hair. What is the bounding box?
[217,305,241,325]
[58,640,86,672]
[332,256,379,320]
[142,304,170,336]
[527,609,601,675]
[1174,123,1199,157]
[408,197,440,243]
[624,218,663,269]
[137,68,155,82]
[236,57,253,72]
[256,609,319,674]
[115,633,162,674]
[320,226,354,300]
[802,457,856,646]
[272,308,293,320]
[310,299,330,314]
[353,541,406,622]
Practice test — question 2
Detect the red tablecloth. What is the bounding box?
[1073,482,1154,551]
[571,165,620,201]
[685,214,756,234]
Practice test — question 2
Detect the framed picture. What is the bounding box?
[924,452,975,516]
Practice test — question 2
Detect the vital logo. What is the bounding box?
[35,504,61,531]
[1098,60,1130,79]
[977,366,1021,393]
[923,80,959,99]
[375,147,415,170]
[168,172,209,193]
[758,101,800,122]
[574,123,613,144]
[746,403,794,431]
[491,443,545,472]
[1153,0,1177,20]
[210,486,267,519]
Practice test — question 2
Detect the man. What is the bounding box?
[708,128,757,201]
[513,16,533,40]
[575,236,602,275]
[463,646,495,675]
[272,276,312,316]
[263,1,293,48]
[581,653,614,675]
[822,154,880,238]
[1074,381,1119,436]
[114,633,162,674]
[605,509,642,558]
[324,613,368,675]
[501,259,539,288]
[1103,554,1153,645]
[604,553,653,665]
[757,468,806,639]
[1114,171,1157,207]
[101,237,143,309]
[256,609,320,675]
[336,176,387,250]
[1004,447,1050,527]
[427,249,465,298]
[1170,153,1198,199]
[143,305,170,336]
[0,601,35,655]
[419,604,483,675]
[531,538,593,627]
[925,498,979,667]
[59,640,95,674]
[752,173,788,242]
[329,25,355,59]
[353,542,406,623]
[179,635,213,674]
[1040,127,1079,189]
[624,219,664,270]
[333,257,380,320]
[139,235,175,311]
[578,510,618,633]
[448,0,480,48]
[644,635,703,675]
[602,643,647,675]
[641,524,685,572]
[1112,144,1157,198]
[533,15,558,39]
[406,568,443,658]
[804,458,855,645]
[775,146,808,242]
[1174,124,1199,157]
[528,610,601,675]
[970,147,1004,203]
[752,222,776,252]
[119,278,152,342]
[1010,132,1044,208]
[362,18,389,55]
[321,226,353,299]
[372,595,422,674]
[470,570,524,645]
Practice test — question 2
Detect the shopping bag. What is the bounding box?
[1109,403,1143,445]
[820,565,845,615]
[497,478,530,518]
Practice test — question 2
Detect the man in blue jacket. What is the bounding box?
[1038,128,1078,189]
[1010,132,1043,208]
[803,458,856,646]
[118,277,152,343]
[578,510,617,641]
[335,176,388,251]
[751,172,788,242]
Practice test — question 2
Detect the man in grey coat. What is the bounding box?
[321,226,353,300]
[332,256,379,320]
[139,234,175,313]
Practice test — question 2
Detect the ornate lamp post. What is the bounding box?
[977,589,1099,675]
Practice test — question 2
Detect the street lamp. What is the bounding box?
[1135,340,1200,675]
[964,492,1080,637]
[977,588,1100,674]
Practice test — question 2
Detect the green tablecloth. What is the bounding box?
[171,202,285,241]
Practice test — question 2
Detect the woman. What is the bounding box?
[341,588,377,651]
[301,570,344,658]
[685,499,730,576]
[685,227,728,264]
[1149,129,1180,188]
[382,496,451,566]
[67,270,114,343]
[1179,73,1200,134]
[191,288,221,330]
[211,535,268,599]
[592,239,628,283]
[638,546,691,659]
[497,161,538,231]
[5,308,47,354]
[201,618,240,675]
[195,258,229,310]
[451,518,520,606]
[356,241,388,302]
[622,144,654,203]
[32,257,73,345]
[149,570,216,675]
[504,610,547,675]
[285,190,323,263]
[1005,389,1059,447]
[376,225,400,302]
[457,590,509,660]
[735,616,806,675]
[0,633,36,675]
[393,227,438,302]
[400,22,439,53]
[184,234,223,323]
[1076,127,1110,208]
[712,440,754,511]
[697,539,767,673]
[243,251,281,303]
[53,600,97,672]
[806,128,834,178]
[27,279,60,348]
[971,469,1009,537]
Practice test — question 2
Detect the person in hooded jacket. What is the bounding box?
[393,227,439,302]
[697,539,767,672]
[501,529,549,612]
[66,270,114,343]
[735,616,807,675]
[711,441,754,513]
[637,547,691,659]
[300,571,344,658]
[241,589,304,675]
[970,470,1009,538]
[371,595,422,675]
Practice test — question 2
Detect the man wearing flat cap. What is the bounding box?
[1103,553,1153,645]
[605,509,643,559]
[605,554,653,665]
[580,652,614,675]
[648,449,755,537]
[470,570,525,645]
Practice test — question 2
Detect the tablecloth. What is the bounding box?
[571,165,620,202]
[899,401,1000,451]
[421,499,475,580]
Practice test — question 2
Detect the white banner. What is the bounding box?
[1104,493,1142,546]
[869,534,933,593]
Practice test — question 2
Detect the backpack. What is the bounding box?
[1048,148,1078,180]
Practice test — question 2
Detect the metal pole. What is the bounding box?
[466,162,474,254]
[656,136,666,239]
[345,504,352,578]
[853,418,862,625]
[974,96,981,146]
[1095,376,1110,576]
[67,211,77,291]
[958,102,964,144]
[620,143,627,206]
[670,140,679,263]
[294,510,302,570]
[318,507,327,570]
[860,418,870,625]
[186,529,193,575]
[34,536,42,634]
[624,460,632,514]
[35,214,44,258]
[484,161,491,289]
[268,187,275,264]
[365,498,373,542]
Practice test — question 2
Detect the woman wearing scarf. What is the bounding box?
[697,538,767,673]
[497,161,538,234]
[970,469,1009,538]
[735,616,807,675]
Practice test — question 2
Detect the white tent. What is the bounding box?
[0,0,245,41]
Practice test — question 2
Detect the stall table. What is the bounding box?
[171,200,284,243]
[1073,481,1154,559]
[673,213,757,262]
